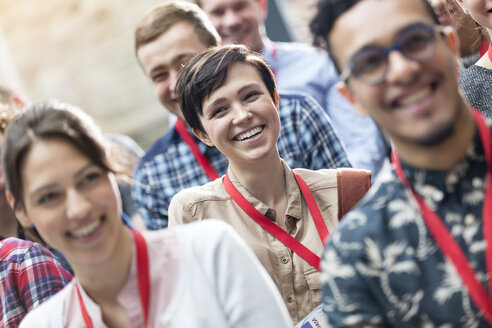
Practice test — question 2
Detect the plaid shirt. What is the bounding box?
[0,238,72,328]
[133,91,351,230]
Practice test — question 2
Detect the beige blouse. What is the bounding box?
[169,160,338,323]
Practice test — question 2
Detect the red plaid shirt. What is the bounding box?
[0,238,72,328]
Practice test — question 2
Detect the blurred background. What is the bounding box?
[0,0,317,149]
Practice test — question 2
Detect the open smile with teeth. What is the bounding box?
[395,84,435,108]
[70,218,102,238]
[235,126,264,141]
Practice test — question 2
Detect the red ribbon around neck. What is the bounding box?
[487,41,492,63]
[223,171,329,270]
[175,119,220,181]
[480,38,488,57]
[76,228,150,327]
[391,109,492,324]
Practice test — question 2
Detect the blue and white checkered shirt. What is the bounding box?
[132,91,351,230]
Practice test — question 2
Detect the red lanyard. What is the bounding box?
[480,38,489,57]
[75,229,151,327]
[223,171,329,270]
[175,119,220,181]
[392,109,492,324]
[488,42,492,63]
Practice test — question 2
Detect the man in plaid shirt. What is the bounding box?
[133,1,351,230]
[0,238,72,328]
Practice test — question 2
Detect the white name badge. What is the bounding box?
[295,304,329,328]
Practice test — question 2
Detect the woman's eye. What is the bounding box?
[245,91,260,101]
[211,107,227,118]
[83,172,102,185]
[38,192,58,205]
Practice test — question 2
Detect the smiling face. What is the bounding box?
[456,0,492,31]
[332,0,465,148]
[16,137,124,268]
[196,62,279,166]
[200,0,265,52]
[137,21,209,120]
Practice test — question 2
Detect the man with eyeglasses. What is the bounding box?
[311,0,492,326]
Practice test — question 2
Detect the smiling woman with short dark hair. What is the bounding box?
[169,45,358,324]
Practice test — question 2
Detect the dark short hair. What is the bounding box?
[310,0,440,73]
[2,101,113,210]
[134,1,220,54]
[177,45,276,134]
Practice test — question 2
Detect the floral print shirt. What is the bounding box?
[321,121,491,327]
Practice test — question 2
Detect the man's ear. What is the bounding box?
[443,25,461,57]
[6,191,31,228]
[193,128,214,147]
[337,81,368,116]
[259,0,268,21]
[441,25,463,70]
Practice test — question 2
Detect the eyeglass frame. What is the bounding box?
[339,23,447,85]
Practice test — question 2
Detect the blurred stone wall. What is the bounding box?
[0,0,171,149]
[0,0,318,149]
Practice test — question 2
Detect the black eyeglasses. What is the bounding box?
[339,23,446,85]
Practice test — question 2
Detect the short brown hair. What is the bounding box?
[2,101,113,210]
[177,45,276,134]
[134,1,220,54]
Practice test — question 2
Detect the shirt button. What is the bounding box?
[432,190,444,202]
[472,178,483,188]
[286,296,293,303]
[281,257,290,264]
[465,214,475,226]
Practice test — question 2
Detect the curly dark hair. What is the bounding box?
[310,0,440,73]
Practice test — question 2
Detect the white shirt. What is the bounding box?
[20,220,292,328]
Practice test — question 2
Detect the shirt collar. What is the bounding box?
[226,160,303,222]
[399,128,486,202]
